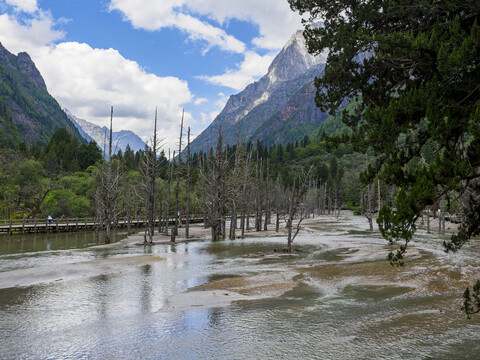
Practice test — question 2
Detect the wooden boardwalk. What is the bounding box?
[0,216,205,235]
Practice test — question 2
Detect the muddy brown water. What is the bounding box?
[0,217,479,359]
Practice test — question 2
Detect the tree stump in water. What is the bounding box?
[274,248,299,253]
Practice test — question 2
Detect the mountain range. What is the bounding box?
[65,109,146,153]
[0,30,336,154]
[190,30,330,154]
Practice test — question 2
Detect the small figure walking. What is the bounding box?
[48,215,53,223]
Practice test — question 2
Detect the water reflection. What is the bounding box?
[140,264,152,313]
[93,274,111,319]
[0,217,479,359]
[0,229,131,255]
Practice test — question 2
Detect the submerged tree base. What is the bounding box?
[274,248,299,253]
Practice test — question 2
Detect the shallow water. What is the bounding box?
[1,217,480,359]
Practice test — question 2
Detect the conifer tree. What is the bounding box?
[289,0,480,316]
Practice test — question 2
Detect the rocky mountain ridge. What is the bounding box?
[190,30,329,154]
[66,111,146,154]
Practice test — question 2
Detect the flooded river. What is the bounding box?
[1,215,479,359]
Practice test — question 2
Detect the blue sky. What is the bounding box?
[0,0,304,150]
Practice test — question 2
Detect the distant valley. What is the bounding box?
[65,109,146,153]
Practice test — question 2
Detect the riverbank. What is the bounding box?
[89,222,289,249]
[0,213,475,310]
[0,220,291,290]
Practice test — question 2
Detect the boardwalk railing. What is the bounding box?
[0,215,205,235]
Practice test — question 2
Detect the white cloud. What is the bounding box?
[109,0,245,54]
[0,10,194,151]
[187,0,303,50]
[194,98,208,106]
[35,42,193,151]
[3,0,37,13]
[108,0,302,53]
[176,13,245,54]
[0,11,63,54]
[199,51,276,91]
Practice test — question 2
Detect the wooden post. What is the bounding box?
[8,218,12,235]
[22,218,25,234]
[34,218,37,234]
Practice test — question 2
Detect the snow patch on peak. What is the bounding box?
[284,30,305,50]
[284,30,326,67]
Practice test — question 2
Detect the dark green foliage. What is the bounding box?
[0,94,20,147]
[462,280,480,319]
[290,0,480,315]
[310,101,355,141]
[43,128,101,174]
[78,141,102,170]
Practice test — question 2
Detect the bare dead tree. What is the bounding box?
[165,149,171,237]
[273,175,283,232]
[96,107,122,244]
[362,183,374,231]
[255,157,263,232]
[201,128,228,241]
[228,131,244,240]
[126,187,133,235]
[263,160,270,231]
[174,110,184,238]
[201,143,208,228]
[265,160,271,228]
[158,183,164,234]
[186,126,191,239]
[138,109,159,243]
[286,166,313,251]
[240,148,252,238]
[171,150,177,242]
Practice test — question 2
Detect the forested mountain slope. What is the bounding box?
[0,43,83,148]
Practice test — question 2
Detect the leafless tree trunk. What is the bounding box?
[126,189,132,235]
[96,107,122,244]
[144,109,159,243]
[363,183,374,231]
[165,149,171,237]
[255,158,263,232]
[427,206,431,233]
[186,126,191,239]
[158,188,163,234]
[440,194,445,234]
[174,110,184,238]
[240,149,252,238]
[201,129,227,241]
[201,146,208,229]
[172,150,177,242]
[286,166,313,251]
